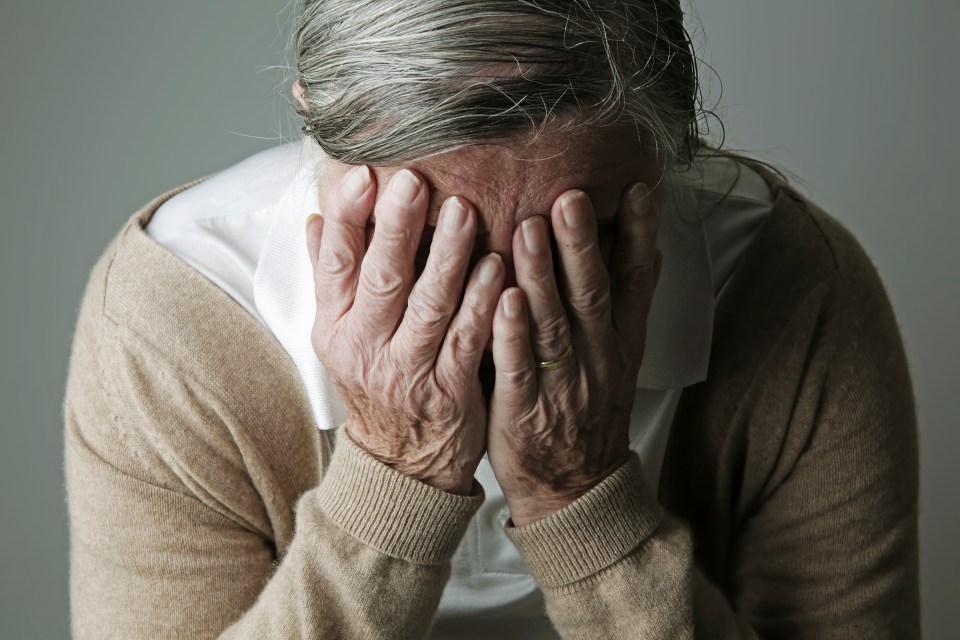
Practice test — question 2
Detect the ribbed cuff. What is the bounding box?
[315,431,484,565]
[505,452,663,588]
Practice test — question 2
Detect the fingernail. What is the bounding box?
[522,217,546,254]
[478,253,502,285]
[442,197,467,234]
[628,183,650,216]
[305,212,322,231]
[343,165,371,200]
[390,169,421,204]
[503,289,521,319]
[560,192,587,228]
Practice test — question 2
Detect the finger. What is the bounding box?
[435,253,504,389]
[611,182,662,348]
[352,169,429,336]
[513,215,573,363]
[550,189,613,350]
[492,288,538,412]
[393,196,478,364]
[305,213,324,273]
[314,165,376,321]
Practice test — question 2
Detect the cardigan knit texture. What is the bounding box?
[64,156,921,638]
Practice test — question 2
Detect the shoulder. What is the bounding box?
[691,156,915,453]
[68,174,321,458]
[65,178,325,540]
[714,161,916,453]
[724,156,900,332]
[663,164,917,534]
[77,174,309,409]
[797,192,916,432]
[768,177,908,370]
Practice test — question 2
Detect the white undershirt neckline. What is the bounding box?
[147,137,772,411]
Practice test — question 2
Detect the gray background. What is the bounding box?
[1,1,956,637]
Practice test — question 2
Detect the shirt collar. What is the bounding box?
[253,138,714,429]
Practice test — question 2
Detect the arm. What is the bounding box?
[506,333,920,639]
[65,320,482,639]
[487,184,919,637]
[67,162,503,638]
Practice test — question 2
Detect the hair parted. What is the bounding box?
[294,0,705,181]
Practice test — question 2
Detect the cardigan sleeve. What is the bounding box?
[506,268,920,638]
[64,309,483,639]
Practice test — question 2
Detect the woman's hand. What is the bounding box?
[486,183,663,525]
[305,166,505,495]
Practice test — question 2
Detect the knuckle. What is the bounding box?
[448,327,483,363]
[359,262,406,300]
[377,221,416,246]
[461,292,495,328]
[535,311,570,348]
[383,338,430,383]
[422,381,458,416]
[322,198,351,222]
[319,245,354,279]
[326,195,370,227]
[620,262,658,295]
[566,232,597,256]
[427,242,463,276]
[570,280,612,320]
[370,223,417,263]
[499,366,535,391]
[405,289,451,334]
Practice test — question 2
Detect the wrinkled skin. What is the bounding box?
[306,166,500,495]
[486,186,662,524]
[305,126,663,522]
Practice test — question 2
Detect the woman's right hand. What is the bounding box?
[305,165,504,495]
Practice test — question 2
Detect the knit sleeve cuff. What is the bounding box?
[315,430,484,566]
[504,452,663,588]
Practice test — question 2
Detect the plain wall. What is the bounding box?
[1,1,956,637]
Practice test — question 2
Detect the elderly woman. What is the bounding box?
[64,1,919,638]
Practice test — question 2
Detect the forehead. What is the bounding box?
[371,124,655,229]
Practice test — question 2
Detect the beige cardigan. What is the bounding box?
[64,157,920,638]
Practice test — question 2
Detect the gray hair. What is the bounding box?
[293,0,708,201]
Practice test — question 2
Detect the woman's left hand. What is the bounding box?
[487,183,663,527]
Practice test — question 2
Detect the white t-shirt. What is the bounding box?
[146,136,774,638]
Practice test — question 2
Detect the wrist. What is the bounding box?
[505,493,584,527]
[343,423,477,496]
[318,429,486,564]
[502,454,663,588]
[414,473,476,496]
[504,460,631,526]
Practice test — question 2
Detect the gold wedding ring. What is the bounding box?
[537,343,574,370]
